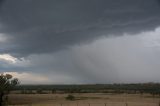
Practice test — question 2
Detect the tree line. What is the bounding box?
[14,83,160,96]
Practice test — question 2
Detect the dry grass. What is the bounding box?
[8,93,160,106]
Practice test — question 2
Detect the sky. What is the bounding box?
[1,0,160,84]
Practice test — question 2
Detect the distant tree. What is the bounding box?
[0,74,19,106]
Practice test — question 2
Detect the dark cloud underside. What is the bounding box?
[0,0,160,56]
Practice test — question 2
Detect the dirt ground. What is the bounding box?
[8,93,160,106]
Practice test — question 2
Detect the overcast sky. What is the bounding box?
[1,0,160,84]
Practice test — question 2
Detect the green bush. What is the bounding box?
[36,89,43,94]
[65,95,75,100]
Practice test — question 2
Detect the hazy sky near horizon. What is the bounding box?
[1,0,160,84]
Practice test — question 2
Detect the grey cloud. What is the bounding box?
[20,28,160,83]
[3,30,160,84]
[1,0,160,84]
[0,0,160,56]
[2,30,160,83]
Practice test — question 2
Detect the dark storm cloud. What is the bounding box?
[0,0,4,6]
[0,0,160,56]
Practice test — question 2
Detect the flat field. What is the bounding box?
[8,93,160,106]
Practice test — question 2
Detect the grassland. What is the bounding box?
[8,93,160,106]
[7,84,160,106]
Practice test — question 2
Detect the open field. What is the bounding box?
[8,93,160,106]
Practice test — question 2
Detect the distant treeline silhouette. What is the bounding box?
[14,83,160,96]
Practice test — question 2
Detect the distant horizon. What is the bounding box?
[18,82,160,85]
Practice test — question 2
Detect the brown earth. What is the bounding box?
[8,93,160,106]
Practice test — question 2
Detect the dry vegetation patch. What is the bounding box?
[7,93,160,106]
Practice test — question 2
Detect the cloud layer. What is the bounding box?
[1,0,160,84]
[1,27,160,84]
[0,0,160,56]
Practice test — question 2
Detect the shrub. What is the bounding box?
[36,89,43,94]
[65,94,75,100]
